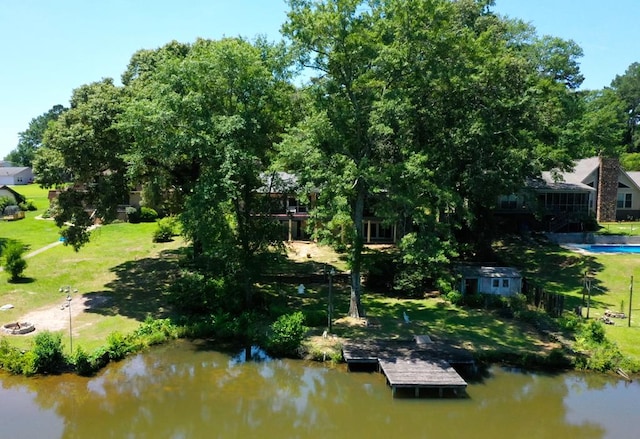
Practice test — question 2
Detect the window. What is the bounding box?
[499,195,518,209]
[617,193,632,209]
[492,279,500,288]
[502,279,510,288]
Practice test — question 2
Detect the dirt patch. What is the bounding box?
[11,295,110,335]
[334,316,368,327]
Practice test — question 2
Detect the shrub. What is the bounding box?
[32,331,66,374]
[152,217,177,242]
[446,291,463,305]
[211,311,241,340]
[106,331,133,361]
[126,206,140,223]
[461,292,485,308]
[133,317,180,346]
[169,271,239,315]
[73,346,96,376]
[582,342,624,372]
[0,196,12,212]
[139,206,158,222]
[266,311,308,358]
[579,319,606,345]
[19,199,37,211]
[0,338,36,375]
[3,241,27,281]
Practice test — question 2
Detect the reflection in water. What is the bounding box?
[0,340,637,438]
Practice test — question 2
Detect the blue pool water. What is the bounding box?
[573,244,640,254]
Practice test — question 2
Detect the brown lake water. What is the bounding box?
[0,340,637,439]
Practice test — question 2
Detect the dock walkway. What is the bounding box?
[342,337,473,397]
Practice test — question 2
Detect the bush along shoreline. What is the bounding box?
[1,294,638,378]
[0,311,310,377]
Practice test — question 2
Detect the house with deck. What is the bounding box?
[260,172,398,243]
[497,156,640,231]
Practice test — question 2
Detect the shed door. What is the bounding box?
[464,279,478,295]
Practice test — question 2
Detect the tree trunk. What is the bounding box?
[348,183,365,318]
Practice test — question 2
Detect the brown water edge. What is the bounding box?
[0,339,638,439]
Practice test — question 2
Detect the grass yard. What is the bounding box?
[1,187,187,352]
[2,185,61,251]
[495,235,640,360]
[2,185,639,369]
[598,222,640,236]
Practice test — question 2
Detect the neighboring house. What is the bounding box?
[498,156,640,231]
[260,172,398,243]
[0,167,34,185]
[0,185,26,204]
[47,187,142,223]
[260,172,315,241]
[457,266,522,296]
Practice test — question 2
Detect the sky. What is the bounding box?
[0,0,637,160]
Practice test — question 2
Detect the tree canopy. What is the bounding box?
[279,0,585,315]
[30,0,627,315]
[5,104,66,166]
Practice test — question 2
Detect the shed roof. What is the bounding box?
[0,185,26,204]
[457,266,522,278]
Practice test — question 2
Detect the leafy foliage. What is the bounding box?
[3,240,27,281]
[5,104,67,167]
[0,338,36,376]
[32,331,65,374]
[153,216,178,242]
[266,311,308,357]
[139,206,158,222]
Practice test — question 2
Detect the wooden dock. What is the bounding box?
[342,337,472,398]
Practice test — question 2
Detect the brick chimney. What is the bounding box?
[596,156,619,222]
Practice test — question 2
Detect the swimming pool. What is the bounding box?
[570,244,640,254]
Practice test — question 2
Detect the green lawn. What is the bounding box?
[2,185,60,252]
[1,187,186,352]
[2,186,639,368]
[495,235,640,360]
[598,222,640,236]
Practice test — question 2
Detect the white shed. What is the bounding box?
[457,266,522,296]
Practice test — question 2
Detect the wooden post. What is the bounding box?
[328,268,335,333]
[586,274,592,319]
[629,275,633,328]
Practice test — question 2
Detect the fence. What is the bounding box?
[522,279,565,318]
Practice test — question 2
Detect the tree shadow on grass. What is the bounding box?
[84,249,184,322]
[494,235,605,309]
[8,276,35,284]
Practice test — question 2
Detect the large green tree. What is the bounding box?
[5,104,67,166]
[121,38,294,305]
[280,0,585,312]
[35,79,129,250]
[610,62,640,152]
[281,0,397,318]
